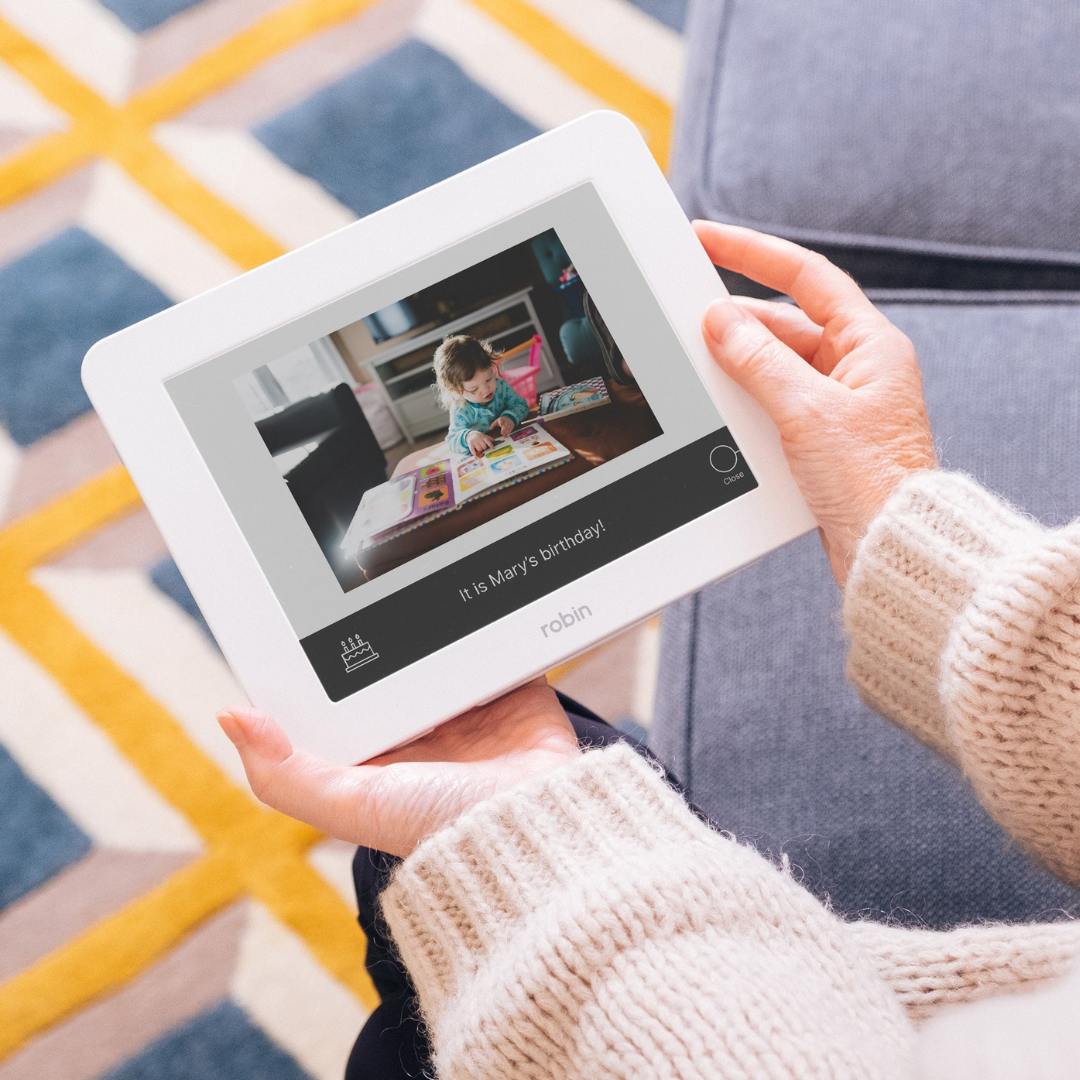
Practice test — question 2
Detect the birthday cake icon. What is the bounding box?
[341,635,379,672]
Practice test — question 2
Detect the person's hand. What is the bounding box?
[217,679,579,857]
[694,221,938,587]
[466,429,494,457]
[490,414,515,438]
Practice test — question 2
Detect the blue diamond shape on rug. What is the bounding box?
[254,38,539,219]
[627,0,688,30]
[96,0,202,33]
[0,227,170,447]
[0,744,91,910]
[99,1001,312,1080]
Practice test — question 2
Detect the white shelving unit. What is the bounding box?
[365,287,560,443]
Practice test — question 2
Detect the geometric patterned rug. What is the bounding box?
[0,1,684,1075]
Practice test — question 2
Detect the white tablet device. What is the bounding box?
[83,111,814,764]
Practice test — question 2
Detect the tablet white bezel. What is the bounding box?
[83,111,815,764]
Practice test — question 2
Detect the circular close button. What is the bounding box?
[708,444,739,474]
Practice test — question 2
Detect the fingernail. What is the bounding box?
[703,299,748,342]
[217,711,247,747]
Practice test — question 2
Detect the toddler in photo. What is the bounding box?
[433,334,530,458]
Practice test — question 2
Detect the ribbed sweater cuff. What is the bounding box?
[379,744,715,1019]
[842,470,1039,758]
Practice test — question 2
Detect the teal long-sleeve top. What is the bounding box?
[446,378,530,455]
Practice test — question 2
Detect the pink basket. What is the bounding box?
[497,334,543,409]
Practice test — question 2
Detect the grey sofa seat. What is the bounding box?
[657,0,1080,928]
[672,1,1080,295]
[651,298,1080,927]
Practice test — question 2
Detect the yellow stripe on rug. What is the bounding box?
[0,852,239,1057]
[127,0,380,123]
[467,0,673,168]
[0,15,283,267]
[0,465,138,573]
[0,0,381,267]
[0,483,379,1061]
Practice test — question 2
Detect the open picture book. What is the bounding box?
[341,422,572,554]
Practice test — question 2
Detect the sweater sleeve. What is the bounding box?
[495,378,529,426]
[847,917,1080,1022]
[447,404,475,456]
[380,744,915,1079]
[843,470,1080,886]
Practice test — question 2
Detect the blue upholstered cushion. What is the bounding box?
[672,2,1080,286]
[651,299,1080,928]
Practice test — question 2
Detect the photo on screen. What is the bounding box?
[234,228,663,592]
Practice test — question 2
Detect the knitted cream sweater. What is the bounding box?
[381,472,1080,1078]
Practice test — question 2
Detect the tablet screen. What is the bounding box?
[167,183,756,700]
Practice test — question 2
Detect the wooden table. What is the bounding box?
[355,384,661,580]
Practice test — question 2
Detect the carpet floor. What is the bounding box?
[0,1,685,1077]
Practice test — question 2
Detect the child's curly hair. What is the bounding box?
[432,334,498,412]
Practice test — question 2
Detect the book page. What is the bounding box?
[450,422,571,503]
[341,474,415,555]
[347,460,459,551]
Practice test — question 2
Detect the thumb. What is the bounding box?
[218,707,292,765]
[703,298,823,425]
[218,708,366,838]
